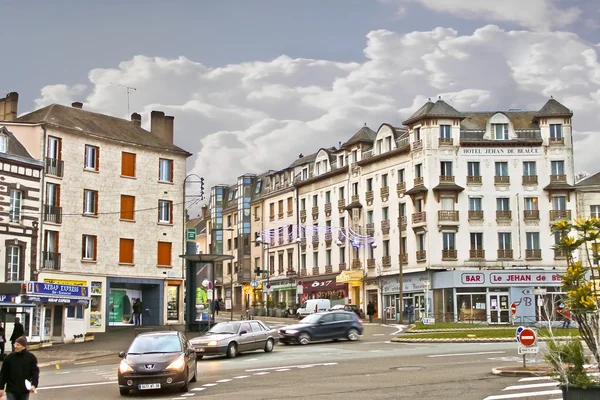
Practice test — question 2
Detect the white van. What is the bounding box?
[296,299,331,318]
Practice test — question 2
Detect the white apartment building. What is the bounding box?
[2,95,191,340]
[575,172,600,269]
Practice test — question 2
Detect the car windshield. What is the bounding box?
[301,314,322,324]
[208,322,240,334]
[128,335,181,354]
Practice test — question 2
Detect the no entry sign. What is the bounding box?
[518,328,537,347]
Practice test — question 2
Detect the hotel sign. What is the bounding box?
[461,147,541,156]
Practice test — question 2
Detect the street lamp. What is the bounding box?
[255,235,271,316]
[223,228,235,321]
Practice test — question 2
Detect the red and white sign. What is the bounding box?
[490,273,562,284]
[461,273,485,284]
[519,328,537,347]
[510,303,517,315]
[302,278,345,293]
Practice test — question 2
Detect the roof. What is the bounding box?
[0,126,33,159]
[432,183,465,192]
[187,217,207,234]
[535,98,573,118]
[460,112,539,131]
[288,151,318,169]
[14,104,191,156]
[576,171,600,187]
[403,99,462,125]
[404,185,428,196]
[341,126,377,149]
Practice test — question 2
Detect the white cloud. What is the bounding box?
[34,25,600,207]
[382,0,581,30]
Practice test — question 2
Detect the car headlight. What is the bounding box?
[166,355,186,371]
[207,341,219,346]
[119,360,133,374]
[286,329,298,334]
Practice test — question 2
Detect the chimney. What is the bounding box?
[298,153,304,158]
[0,92,19,121]
[150,110,165,138]
[164,115,174,144]
[71,101,83,109]
[131,112,141,127]
[201,204,209,219]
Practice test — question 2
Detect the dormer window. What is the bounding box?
[255,180,262,194]
[550,124,562,139]
[322,160,328,173]
[376,139,383,154]
[0,135,6,153]
[492,124,509,140]
[385,136,392,152]
[415,127,421,140]
[337,155,345,168]
[302,168,308,180]
[351,150,358,163]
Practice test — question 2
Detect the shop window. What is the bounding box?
[167,285,180,320]
[121,152,136,177]
[67,305,84,319]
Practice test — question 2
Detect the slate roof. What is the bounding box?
[403,99,462,125]
[576,171,600,187]
[341,126,377,149]
[14,104,191,156]
[460,112,539,131]
[288,151,318,169]
[0,126,34,159]
[535,98,573,118]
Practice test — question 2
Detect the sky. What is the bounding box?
[3,0,600,212]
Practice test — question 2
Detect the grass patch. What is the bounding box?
[412,322,497,330]
[402,328,580,339]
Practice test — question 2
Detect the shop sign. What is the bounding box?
[44,279,87,286]
[268,282,296,291]
[27,281,89,298]
[303,278,344,293]
[381,272,429,293]
[25,296,90,305]
[0,295,16,303]
[490,273,562,284]
[461,273,485,284]
[461,147,541,157]
[91,282,102,295]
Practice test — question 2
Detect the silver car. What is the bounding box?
[189,321,278,359]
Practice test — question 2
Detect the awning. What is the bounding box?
[0,302,35,308]
[336,270,364,284]
[179,254,235,263]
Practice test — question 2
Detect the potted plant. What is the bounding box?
[73,334,85,343]
[84,332,95,342]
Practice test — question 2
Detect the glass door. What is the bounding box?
[413,294,425,321]
[489,293,510,324]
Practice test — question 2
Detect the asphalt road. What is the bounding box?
[33,324,560,400]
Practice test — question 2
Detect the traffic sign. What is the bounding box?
[518,346,539,355]
[510,302,517,315]
[519,328,537,347]
[516,326,525,343]
[186,228,196,240]
[533,288,547,295]
[250,280,259,288]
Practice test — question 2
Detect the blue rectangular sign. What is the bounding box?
[25,296,89,306]
[26,282,89,298]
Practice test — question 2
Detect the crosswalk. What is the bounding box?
[483,377,561,400]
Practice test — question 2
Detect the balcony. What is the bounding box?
[382,255,391,267]
[414,177,424,186]
[338,199,346,212]
[269,215,275,222]
[42,251,61,270]
[494,176,510,185]
[352,194,360,203]
[351,259,361,269]
[496,210,512,221]
[554,249,567,259]
[300,209,306,222]
[366,223,375,236]
[380,186,389,201]
[366,190,374,205]
[549,137,565,145]
[312,266,319,275]
[398,215,407,230]
[442,249,457,260]
[338,263,347,272]
[439,175,455,183]
[397,182,406,195]
[497,249,514,260]
[300,237,307,249]
[416,250,426,261]
[412,212,427,225]
[399,253,408,264]
[469,249,485,259]
[45,157,64,177]
[43,204,62,224]
[325,231,332,246]
[413,139,423,150]
[381,220,390,235]
[467,175,482,185]
[278,212,284,219]
[550,210,571,221]
[312,206,319,220]
[550,175,567,183]
[300,268,307,276]
[325,265,333,274]
[468,210,484,221]
[525,249,542,260]
[438,210,459,222]
[522,175,538,185]
[312,234,319,246]
[523,210,539,220]
[325,202,332,216]
[338,228,346,242]
[367,258,375,268]
[438,137,453,146]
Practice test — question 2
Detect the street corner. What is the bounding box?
[491,366,552,377]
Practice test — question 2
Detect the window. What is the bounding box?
[287,249,294,269]
[416,233,425,251]
[399,202,406,217]
[440,125,451,138]
[46,183,60,207]
[591,205,600,218]
[83,190,98,215]
[366,178,373,191]
[300,198,306,210]
[498,233,512,250]
[382,174,388,187]
[255,180,262,193]
[312,195,318,207]
[415,164,422,178]
[47,136,61,159]
[398,169,405,183]
[339,216,345,228]
[119,239,134,264]
[367,210,374,224]
[495,162,509,176]
[526,232,540,250]
[442,232,455,250]
[524,197,538,211]
[278,200,283,217]
[553,196,567,211]
[84,145,99,171]
[301,168,308,180]
[254,206,260,220]
[82,235,97,261]
[415,127,421,141]
[325,191,331,204]
[269,203,275,219]
[227,215,232,227]
[7,246,20,281]
[0,135,6,153]
[120,195,135,220]
[159,158,173,182]
[301,253,306,269]
[227,238,232,251]
[383,240,390,256]
[497,198,510,211]
[339,186,345,200]
[158,200,173,223]
[382,207,389,220]
[469,197,482,211]
[470,233,483,250]
[385,136,392,151]
[339,247,345,263]
[352,182,358,195]
[550,124,562,139]
[351,150,357,163]
[467,162,480,176]
[67,305,84,319]
[492,124,509,140]
[158,242,172,266]
[313,251,318,268]
[9,189,22,222]
[441,197,454,211]
[415,198,424,212]
[121,152,136,177]
[368,243,374,259]
[287,197,293,214]
[376,139,383,154]
[440,161,453,176]
[326,249,332,265]
[523,161,536,176]
[338,155,345,167]
[551,160,565,175]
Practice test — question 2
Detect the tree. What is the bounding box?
[552,217,600,371]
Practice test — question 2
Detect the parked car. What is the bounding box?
[117,331,197,396]
[279,311,363,345]
[296,299,331,318]
[189,320,278,359]
[329,304,359,313]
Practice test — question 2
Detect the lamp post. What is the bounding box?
[222,228,235,321]
[183,173,204,280]
[255,236,270,315]
[398,203,405,324]
[423,280,430,319]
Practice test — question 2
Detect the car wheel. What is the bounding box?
[298,332,311,345]
[190,360,197,382]
[347,328,360,341]
[181,368,189,392]
[119,388,129,396]
[196,355,203,360]
[226,342,238,358]
[264,338,274,353]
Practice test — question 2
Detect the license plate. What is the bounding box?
[138,383,161,390]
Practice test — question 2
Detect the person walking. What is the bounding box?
[132,299,142,326]
[367,302,375,323]
[562,308,572,329]
[0,336,39,400]
[214,298,221,316]
[407,303,415,324]
[0,323,6,359]
[9,319,24,352]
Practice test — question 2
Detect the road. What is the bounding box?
[33,322,560,400]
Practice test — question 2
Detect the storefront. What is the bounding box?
[432,269,564,324]
[336,270,364,309]
[167,281,182,321]
[380,271,431,321]
[265,279,296,308]
[301,276,347,306]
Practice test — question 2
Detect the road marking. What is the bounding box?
[254,372,270,375]
[55,371,71,375]
[203,383,218,387]
[518,377,552,382]
[74,360,97,365]
[246,362,338,372]
[483,389,562,399]
[373,334,385,336]
[181,394,195,397]
[428,351,505,358]
[275,369,291,372]
[233,375,249,379]
[244,358,259,361]
[192,388,206,391]
[503,382,558,391]
[216,379,232,382]
[37,381,114,391]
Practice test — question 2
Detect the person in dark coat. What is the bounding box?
[367,302,376,323]
[214,299,221,316]
[0,323,6,358]
[9,319,24,352]
[132,299,142,326]
[0,336,39,400]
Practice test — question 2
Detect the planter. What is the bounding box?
[84,335,95,342]
[562,385,600,400]
[41,342,53,348]
[28,343,41,350]
[74,338,85,343]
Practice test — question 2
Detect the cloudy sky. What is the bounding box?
[4,0,600,205]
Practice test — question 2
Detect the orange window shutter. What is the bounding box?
[169,201,173,223]
[58,139,62,160]
[158,242,172,266]
[96,147,100,171]
[82,190,85,213]
[94,191,98,214]
[56,185,61,207]
[84,146,88,167]
[93,236,97,260]
[131,196,135,220]
[131,154,136,176]
[81,235,85,259]
[169,160,174,182]
[56,231,60,253]
[119,239,126,262]
[120,196,126,219]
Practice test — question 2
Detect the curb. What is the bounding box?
[491,367,551,377]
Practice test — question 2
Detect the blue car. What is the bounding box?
[278,311,363,345]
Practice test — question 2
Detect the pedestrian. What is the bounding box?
[367,302,375,323]
[0,323,6,360]
[0,336,39,400]
[407,303,415,324]
[132,299,142,326]
[562,308,571,329]
[215,298,221,316]
[9,319,24,352]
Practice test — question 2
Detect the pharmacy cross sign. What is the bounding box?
[518,328,537,347]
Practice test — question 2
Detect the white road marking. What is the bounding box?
[244,358,259,361]
[203,383,218,387]
[216,379,232,382]
[373,334,385,336]
[246,362,338,372]
[181,394,196,397]
[428,351,505,358]
[192,387,206,391]
[518,377,552,382]
[233,375,249,379]
[74,360,97,365]
[503,382,558,391]
[254,372,270,375]
[37,381,114,391]
[275,369,291,372]
[55,371,71,375]
[483,389,562,399]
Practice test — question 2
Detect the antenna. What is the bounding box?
[110,82,137,115]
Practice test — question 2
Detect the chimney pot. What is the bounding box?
[299,153,304,158]
[164,116,174,144]
[71,102,83,109]
[131,112,141,126]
